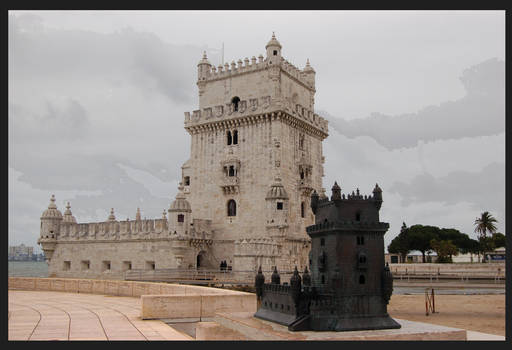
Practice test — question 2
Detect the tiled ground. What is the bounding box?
[8,290,193,341]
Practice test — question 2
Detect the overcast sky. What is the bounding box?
[8,10,505,253]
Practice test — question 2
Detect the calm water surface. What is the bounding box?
[9,261,48,277]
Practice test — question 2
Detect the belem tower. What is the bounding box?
[38,33,329,279]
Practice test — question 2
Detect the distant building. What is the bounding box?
[385,251,437,264]
[8,244,35,261]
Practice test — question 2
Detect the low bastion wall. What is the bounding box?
[8,277,257,320]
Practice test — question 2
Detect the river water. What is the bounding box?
[9,261,48,277]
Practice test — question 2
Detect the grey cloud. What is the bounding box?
[9,14,220,105]
[388,162,505,216]
[10,99,90,143]
[324,58,504,150]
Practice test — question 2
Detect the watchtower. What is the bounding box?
[179,33,329,272]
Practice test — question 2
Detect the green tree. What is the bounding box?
[474,211,498,262]
[430,239,458,263]
[491,232,506,248]
[388,222,410,263]
[408,225,440,263]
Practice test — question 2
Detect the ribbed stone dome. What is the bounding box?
[169,185,192,212]
[265,177,289,200]
[265,32,282,49]
[41,195,63,220]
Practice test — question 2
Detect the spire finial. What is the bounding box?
[306,58,310,66]
[203,51,207,59]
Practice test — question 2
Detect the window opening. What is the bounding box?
[301,202,305,218]
[277,202,283,210]
[229,166,235,177]
[227,200,237,216]
[320,238,325,246]
[233,130,238,144]
[227,131,232,145]
[184,176,190,186]
[273,50,278,55]
[177,214,184,223]
[359,275,366,284]
[231,96,240,111]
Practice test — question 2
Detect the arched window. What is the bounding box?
[229,166,235,177]
[177,214,184,223]
[227,199,237,216]
[355,212,361,222]
[359,275,366,284]
[231,96,240,111]
[233,130,238,144]
[227,131,232,145]
[300,170,304,180]
[301,202,305,218]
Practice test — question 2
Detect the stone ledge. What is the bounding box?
[141,294,256,320]
[8,277,254,298]
[212,312,467,340]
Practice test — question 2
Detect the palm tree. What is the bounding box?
[474,211,498,262]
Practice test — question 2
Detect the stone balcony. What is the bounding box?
[220,176,240,195]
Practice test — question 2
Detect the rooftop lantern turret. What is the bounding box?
[265,32,282,62]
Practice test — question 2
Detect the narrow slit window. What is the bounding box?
[227,131,232,145]
[233,130,238,144]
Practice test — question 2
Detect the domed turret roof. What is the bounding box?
[41,195,63,220]
[169,183,192,212]
[266,177,289,200]
[265,32,282,49]
[197,51,211,66]
[62,202,77,223]
[108,208,116,221]
[303,58,315,73]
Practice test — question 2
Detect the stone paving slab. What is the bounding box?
[8,290,192,341]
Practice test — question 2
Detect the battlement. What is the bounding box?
[200,55,314,90]
[184,95,328,135]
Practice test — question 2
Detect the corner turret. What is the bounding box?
[197,51,212,81]
[38,194,63,262]
[303,58,316,89]
[168,182,192,236]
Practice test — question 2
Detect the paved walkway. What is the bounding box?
[8,290,193,341]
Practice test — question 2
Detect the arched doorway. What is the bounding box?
[196,251,206,269]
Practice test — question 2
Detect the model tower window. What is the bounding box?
[227,200,237,216]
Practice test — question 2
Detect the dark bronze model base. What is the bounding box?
[254,309,401,332]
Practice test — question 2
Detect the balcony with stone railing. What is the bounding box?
[220,176,240,195]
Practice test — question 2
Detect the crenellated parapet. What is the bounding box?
[56,218,170,242]
[198,54,314,91]
[184,95,328,138]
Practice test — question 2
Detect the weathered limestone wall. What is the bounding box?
[47,240,196,279]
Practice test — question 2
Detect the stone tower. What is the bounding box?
[181,33,329,273]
